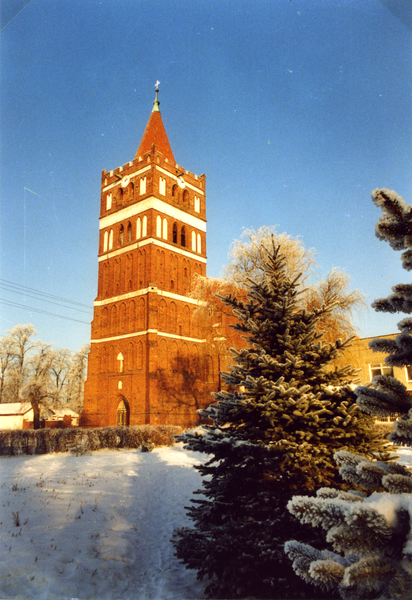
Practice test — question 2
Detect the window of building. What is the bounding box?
[369,363,393,379]
[136,217,141,239]
[117,352,124,373]
[194,196,200,213]
[106,193,112,210]
[406,365,412,381]
[197,233,201,254]
[181,226,186,247]
[192,231,196,251]
[127,182,134,201]
[142,215,147,237]
[127,221,132,243]
[156,215,162,237]
[119,224,124,246]
[172,184,177,197]
[377,415,398,423]
[173,223,178,244]
[159,177,166,195]
[140,177,147,195]
[183,190,189,206]
[103,231,108,252]
[109,229,113,250]
[163,218,168,240]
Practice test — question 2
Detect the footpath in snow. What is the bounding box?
[1,444,411,600]
[0,444,207,600]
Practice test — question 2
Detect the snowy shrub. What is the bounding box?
[0,425,182,456]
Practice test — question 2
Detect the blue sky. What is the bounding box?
[1,0,411,351]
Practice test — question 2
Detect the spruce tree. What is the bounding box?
[285,189,412,600]
[172,243,389,599]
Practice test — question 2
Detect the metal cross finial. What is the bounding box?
[155,80,161,90]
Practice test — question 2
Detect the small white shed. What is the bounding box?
[0,403,34,430]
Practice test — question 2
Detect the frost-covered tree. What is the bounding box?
[190,228,365,400]
[65,343,90,413]
[3,324,40,402]
[0,325,89,420]
[0,333,14,403]
[224,226,365,344]
[22,343,57,429]
[172,243,389,599]
[286,189,412,600]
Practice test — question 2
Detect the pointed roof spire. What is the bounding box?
[134,83,175,162]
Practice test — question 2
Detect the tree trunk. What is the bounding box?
[31,400,41,430]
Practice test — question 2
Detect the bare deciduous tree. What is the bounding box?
[65,344,90,413]
[223,226,317,287]
[193,227,365,372]
[0,324,89,426]
[0,334,14,403]
[21,343,56,429]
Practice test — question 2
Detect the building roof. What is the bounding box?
[0,402,32,416]
[134,88,176,163]
[51,408,79,419]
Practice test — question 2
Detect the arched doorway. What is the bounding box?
[116,398,130,426]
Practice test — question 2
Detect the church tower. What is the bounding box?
[81,88,211,427]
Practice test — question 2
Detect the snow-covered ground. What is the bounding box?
[1,444,412,600]
[0,444,207,600]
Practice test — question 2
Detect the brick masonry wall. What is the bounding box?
[81,144,213,428]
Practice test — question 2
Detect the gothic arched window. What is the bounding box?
[101,307,108,335]
[181,226,186,248]
[173,223,178,244]
[127,221,132,243]
[127,343,134,370]
[117,352,124,373]
[172,184,177,197]
[110,306,117,334]
[119,225,124,246]
[136,341,143,369]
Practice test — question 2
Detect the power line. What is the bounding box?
[0,279,93,312]
[1,283,93,315]
[0,299,92,325]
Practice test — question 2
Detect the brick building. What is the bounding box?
[344,334,412,391]
[81,88,216,428]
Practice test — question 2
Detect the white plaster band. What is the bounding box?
[99,197,206,231]
[94,287,205,307]
[91,330,206,344]
[97,237,207,263]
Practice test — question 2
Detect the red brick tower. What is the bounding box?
[81,88,210,427]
